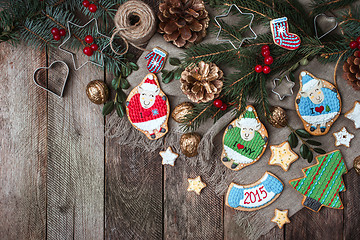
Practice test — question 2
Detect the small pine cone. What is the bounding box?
[180,61,223,103]
[157,0,210,48]
[343,51,360,90]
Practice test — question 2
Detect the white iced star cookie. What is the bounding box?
[345,101,360,129]
[187,176,206,195]
[333,127,354,148]
[269,141,299,171]
[159,147,179,166]
[271,209,290,229]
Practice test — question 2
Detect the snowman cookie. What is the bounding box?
[222,105,268,171]
[295,71,341,136]
[126,73,170,140]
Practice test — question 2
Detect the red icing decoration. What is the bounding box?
[315,106,324,113]
[237,143,244,149]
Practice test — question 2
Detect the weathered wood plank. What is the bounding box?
[0,43,47,239]
[343,169,360,239]
[164,160,224,240]
[105,144,163,239]
[46,49,104,239]
[259,226,284,240]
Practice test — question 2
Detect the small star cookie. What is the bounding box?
[333,127,354,148]
[345,101,360,129]
[159,147,179,166]
[187,176,206,195]
[269,141,298,171]
[271,209,290,229]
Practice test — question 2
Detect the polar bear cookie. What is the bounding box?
[126,73,170,140]
[222,105,268,171]
[295,71,341,136]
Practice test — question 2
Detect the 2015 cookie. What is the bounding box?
[126,73,170,140]
[295,71,341,136]
[225,172,283,211]
[222,105,268,171]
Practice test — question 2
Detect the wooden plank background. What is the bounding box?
[1,1,360,239]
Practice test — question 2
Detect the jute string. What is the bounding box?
[110,0,157,55]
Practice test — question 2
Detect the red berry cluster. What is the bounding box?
[82,0,97,13]
[51,27,66,41]
[254,45,273,74]
[83,35,99,56]
[213,99,227,111]
[349,37,360,50]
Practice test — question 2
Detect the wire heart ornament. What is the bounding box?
[33,60,70,98]
[314,13,338,40]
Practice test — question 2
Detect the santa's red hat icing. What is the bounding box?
[140,74,158,92]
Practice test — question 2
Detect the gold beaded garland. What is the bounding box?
[354,156,360,175]
[171,102,194,123]
[86,80,109,104]
[180,133,201,157]
[268,106,288,128]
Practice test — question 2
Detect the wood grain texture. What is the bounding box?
[46,49,104,239]
[343,169,360,239]
[164,161,223,240]
[0,43,47,239]
[105,144,163,240]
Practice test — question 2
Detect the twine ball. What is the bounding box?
[86,80,109,105]
[268,106,288,128]
[180,133,201,157]
[354,156,360,175]
[172,102,194,123]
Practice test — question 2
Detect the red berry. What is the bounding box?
[51,27,59,35]
[83,47,93,56]
[220,103,227,111]
[53,34,61,41]
[90,43,98,51]
[261,45,270,52]
[261,49,271,57]
[84,35,94,44]
[59,29,66,36]
[350,41,358,49]
[255,65,263,73]
[263,66,271,74]
[357,36,360,44]
[213,99,223,108]
[264,56,274,65]
[88,4,97,12]
[82,0,90,7]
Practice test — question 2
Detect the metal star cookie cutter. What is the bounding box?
[58,18,111,70]
[214,4,257,49]
[272,75,295,100]
[314,13,338,40]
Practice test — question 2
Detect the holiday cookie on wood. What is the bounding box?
[225,172,283,211]
[295,71,341,136]
[269,141,298,171]
[126,73,170,140]
[289,150,347,212]
[222,105,268,171]
[271,209,290,229]
[345,101,360,129]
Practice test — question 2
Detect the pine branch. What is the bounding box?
[310,0,358,16]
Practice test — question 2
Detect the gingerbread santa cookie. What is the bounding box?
[222,105,268,171]
[126,73,170,140]
[295,71,341,136]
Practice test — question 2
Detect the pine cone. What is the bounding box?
[343,51,360,90]
[180,61,224,103]
[158,0,210,48]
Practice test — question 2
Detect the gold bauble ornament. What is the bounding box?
[354,156,360,175]
[172,102,194,123]
[180,133,201,157]
[86,80,109,104]
[268,106,288,128]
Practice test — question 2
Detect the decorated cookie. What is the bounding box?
[269,141,299,171]
[126,73,170,140]
[187,176,206,195]
[333,127,354,148]
[222,105,268,171]
[271,209,290,229]
[160,146,179,166]
[345,101,360,129]
[289,150,347,212]
[270,17,301,50]
[225,172,283,211]
[145,47,168,74]
[295,71,341,136]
